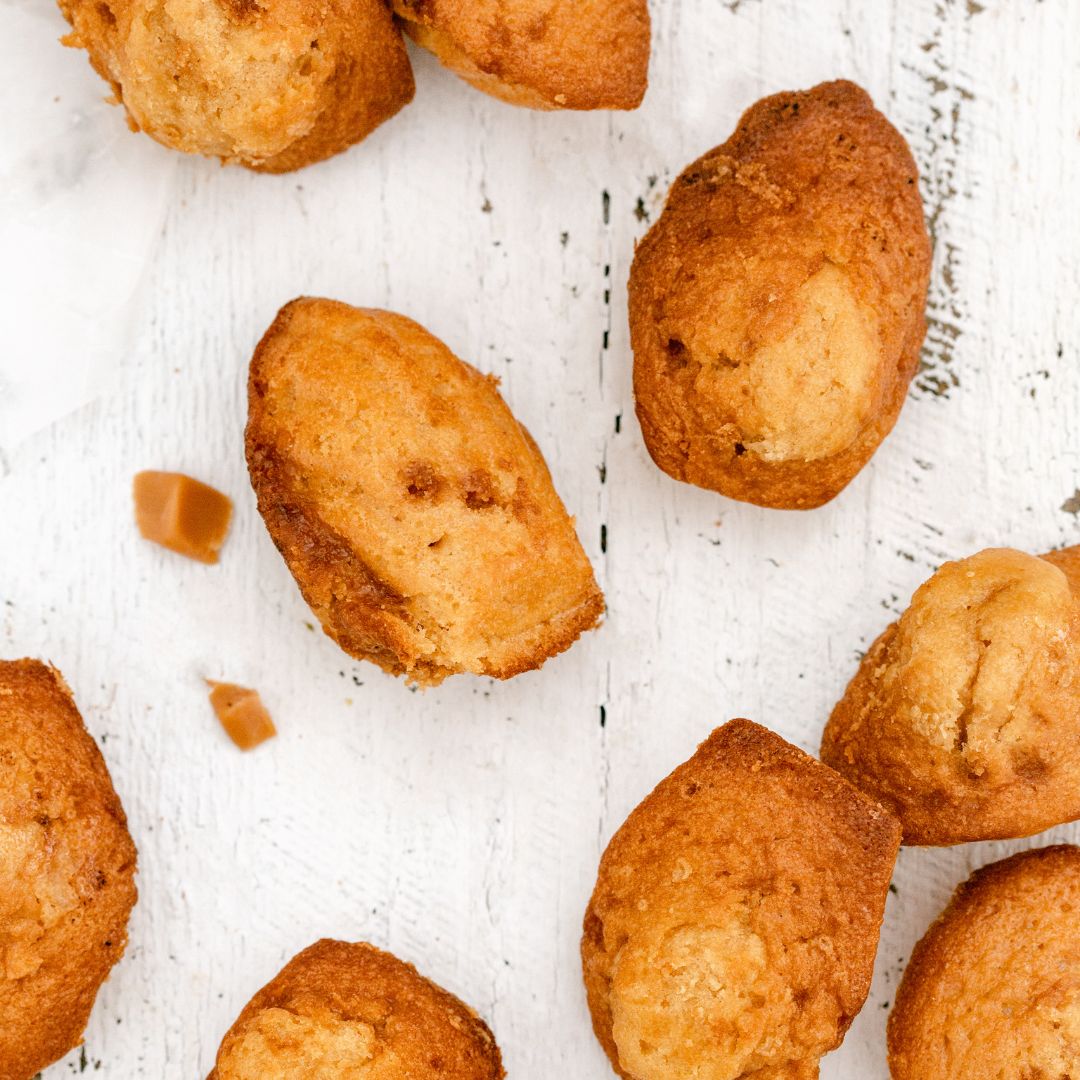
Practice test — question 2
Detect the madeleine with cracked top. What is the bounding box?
[822,544,1080,845]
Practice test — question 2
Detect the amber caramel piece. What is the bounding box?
[207,682,276,751]
[133,470,232,564]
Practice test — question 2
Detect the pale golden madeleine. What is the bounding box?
[0,660,137,1080]
[392,0,649,110]
[630,80,930,509]
[581,719,900,1080]
[58,0,415,172]
[822,545,1080,845]
[246,298,604,686]
[209,940,504,1079]
[889,846,1080,1079]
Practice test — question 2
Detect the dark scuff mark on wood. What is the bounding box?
[907,2,978,402]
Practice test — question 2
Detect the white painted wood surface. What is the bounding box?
[2,0,1079,1076]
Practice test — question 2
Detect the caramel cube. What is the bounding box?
[133,471,232,564]
[207,682,276,751]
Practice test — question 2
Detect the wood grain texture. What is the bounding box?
[1,0,1078,1077]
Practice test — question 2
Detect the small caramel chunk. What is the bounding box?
[207,682,276,751]
[133,471,232,564]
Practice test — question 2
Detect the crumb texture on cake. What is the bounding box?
[581,719,900,1080]
[57,0,415,172]
[821,545,1080,845]
[0,659,137,1080]
[629,79,930,509]
[392,0,650,110]
[246,298,604,685]
[209,939,504,1079]
[889,845,1080,1079]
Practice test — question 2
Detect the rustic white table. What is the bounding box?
[2,1,1078,1076]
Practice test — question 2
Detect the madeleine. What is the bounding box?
[889,846,1080,1079]
[822,545,1080,845]
[210,939,504,1078]
[58,0,415,172]
[246,298,604,685]
[630,80,930,509]
[582,719,900,1080]
[0,660,137,1080]
[392,0,650,110]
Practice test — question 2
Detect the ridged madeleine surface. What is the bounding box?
[889,846,1080,1079]
[58,0,415,172]
[581,719,900,1080]
[246,298,603,686]
[822,545,1080,845]
[0,660,137,1080]
[209,939,504,1079]
[392,0,650,110]
[630,80,930,508]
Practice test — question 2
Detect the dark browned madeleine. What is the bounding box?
[889,846,1080,1079]
[393,0,650,110]
[0,660,137,1080]
[630,80,930,509]
[209,939,504,1079]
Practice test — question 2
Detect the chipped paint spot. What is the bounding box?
[905,1,979,402]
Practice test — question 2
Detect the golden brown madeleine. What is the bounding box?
[246,298,604,686]
[392,0,650,110]
[889,845,1080,1079]
[630,80,930,509]
[209,939,504,1079]
[581,719,900,1080]
[0,660,137,1080]
[57,0,415,173]
[821,545,1080,845]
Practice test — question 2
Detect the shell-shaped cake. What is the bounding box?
[822,545,1080,845]
[209,939,504,1078]
[392,0,650,110]
[58,0,415,172]
[582,719,900,1080]
[246,298,604,686]
[630,80,930,509]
